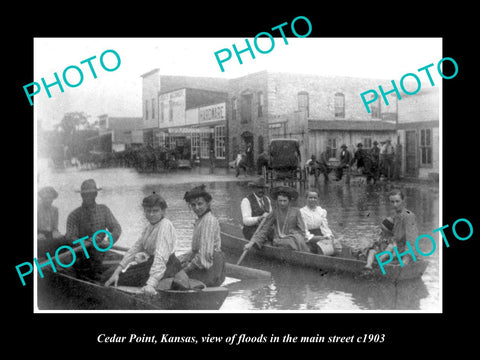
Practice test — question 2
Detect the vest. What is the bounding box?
[242,193,272,240]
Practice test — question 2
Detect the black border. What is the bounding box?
[8,7,476,355]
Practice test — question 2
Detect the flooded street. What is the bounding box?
[37,162,440,311]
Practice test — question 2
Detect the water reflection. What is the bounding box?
[37,164,439,311]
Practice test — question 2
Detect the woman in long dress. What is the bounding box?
[244,186,310,252]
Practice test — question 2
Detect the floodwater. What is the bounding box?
[37,162,440,311]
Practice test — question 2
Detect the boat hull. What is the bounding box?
[37,269,229,311]
[220,223,428,282]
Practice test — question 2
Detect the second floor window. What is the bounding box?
[258,91,264,117]
[334,93,345,118]
[298,91,309,117]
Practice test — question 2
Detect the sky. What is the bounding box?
[33,37,442,129]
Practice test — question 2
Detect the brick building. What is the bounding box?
[141,69,439,177]
[227,71,398,164]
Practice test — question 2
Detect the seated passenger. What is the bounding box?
[364,217,396,270]
[178,184,226,287]
[244,186,310,253]
[103,193,182,295]
[299,188,342,255]
[37,186,64,257]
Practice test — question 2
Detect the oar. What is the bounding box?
[112,244,129,252]
[236,216,267,265]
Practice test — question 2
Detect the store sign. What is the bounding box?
[199,103,226,122]
[168,127,214,135]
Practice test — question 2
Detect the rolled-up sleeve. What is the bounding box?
[241,197,260,226]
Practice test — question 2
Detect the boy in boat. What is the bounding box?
[240,177,273,240]
[364,217,395,270]
[103,193,182,295]
[388,188,419,265]
[244,186,310,253]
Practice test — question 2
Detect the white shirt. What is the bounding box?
[240,193,272,226]
[299,205,333,240]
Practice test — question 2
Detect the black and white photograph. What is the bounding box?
[8,5,479,354]
[32,37,442,313]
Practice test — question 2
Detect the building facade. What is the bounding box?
[98,114,143,152]
[141,69,438,178]
[396,87,440,180]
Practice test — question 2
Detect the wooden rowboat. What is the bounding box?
[220,223,428,282]
[37,251,229,311]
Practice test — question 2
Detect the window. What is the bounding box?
[160,102,164,123]
[240,93,252,123]
[298,91,309,117]
[151,98,155,120]
[214,125,226,159]
[420,128,432,166]
[232,97,237,121]
[327,138,337,159]
[364,137,372,149]
[371,94,381,118]
[191,133,200,158]
[334,93,345,118]
[169,100,174,122]
[258,135,264,154]
[145,100,149,120]
[200,131,210,159]
[258,91,264,117]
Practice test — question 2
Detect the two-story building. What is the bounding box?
[140,69,439,178]
[228,71,398,164]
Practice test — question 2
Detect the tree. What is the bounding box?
[54,112,90,158]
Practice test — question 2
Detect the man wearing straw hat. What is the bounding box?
[65,179,122,280]
[240,177,272,240]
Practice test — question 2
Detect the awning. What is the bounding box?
[308,120,396,131]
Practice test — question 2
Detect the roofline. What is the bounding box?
[140,68,160,78]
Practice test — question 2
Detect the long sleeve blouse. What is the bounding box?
[185,211,222,270]
[119,217,177,288]
[299,205,334,240]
